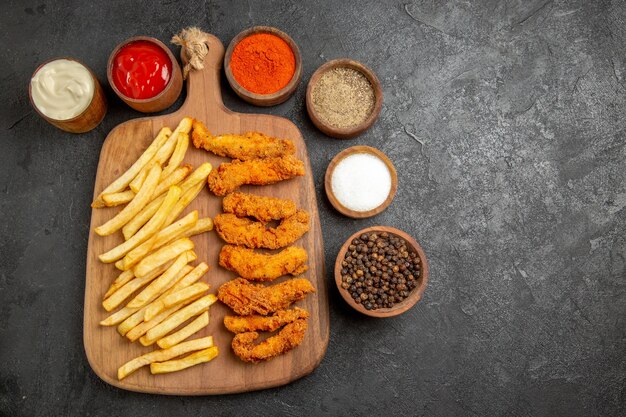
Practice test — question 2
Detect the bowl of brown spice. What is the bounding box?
[335,226,428,318]
[306,59,383,139]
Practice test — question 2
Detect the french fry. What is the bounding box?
[162,132,190,178]
[122,196,162,240]
[110,265,193,330]
[102,259,176,312]
[182,217,214,237]
[119,217,209,275]
[133,238,194,278]
[117,336,213,380]
[122,162,212,239]
[144,282,209,322]
[163,180,205,226]
[98,186,182,263]
[91,127,171,208]
[102,190,135,207]
[142,294,217,345]
[104,269,134,299]
[95,164,161,236]
[104,259,174,304]
[129,169,148,194]
[177,162,213,190]
[101,306,139,327]
[129,132,176,193]
[151,164,192,199]
[126,297,198,342]
[120,211,198,271]
[150,346,218,375]
[120,269,199,338]
[127,250,196,308]
[101,304,140,327]
[106,162,189,212]
[168,262,209,293]
[156,311,209,349]
[129,118,193,193]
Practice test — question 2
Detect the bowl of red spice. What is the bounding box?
[225,26,302,107]
[335,226,428,318]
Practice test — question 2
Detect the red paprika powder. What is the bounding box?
[230,33,296,95]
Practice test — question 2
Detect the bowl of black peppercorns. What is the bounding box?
[334,226,428,318]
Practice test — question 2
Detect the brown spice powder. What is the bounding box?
[311,67,375,129]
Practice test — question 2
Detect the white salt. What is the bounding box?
[331,153,392,212]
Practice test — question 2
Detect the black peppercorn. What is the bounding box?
[342,231,421,310]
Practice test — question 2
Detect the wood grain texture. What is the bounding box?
[83,33,329,395]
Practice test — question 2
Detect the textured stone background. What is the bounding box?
[1,0,625,416]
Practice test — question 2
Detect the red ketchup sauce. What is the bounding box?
[112,40,172,99]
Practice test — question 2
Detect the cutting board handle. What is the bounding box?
[178,33,226,115]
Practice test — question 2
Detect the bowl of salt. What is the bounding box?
[324,146,398,218]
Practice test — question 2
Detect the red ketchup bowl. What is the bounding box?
[107,36,182,113]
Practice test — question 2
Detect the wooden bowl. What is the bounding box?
[325,146,397,218]
[334,226,429,318]
[306,59,383,139]
[107,36,183,113]
[224,26,302,107]
[29,57,107,133]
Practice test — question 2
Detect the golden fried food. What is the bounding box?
[218,278,315,316]
[150,346,219,374]
[224,307,309,333]
[192,120,295,160]
[219,245,308,281]
[117,336,213,380]
[222,192,297,222]
[207,155,305,196]
[214,210,310,249]
[231,319,308,363]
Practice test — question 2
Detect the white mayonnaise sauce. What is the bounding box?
[30,59,94,120]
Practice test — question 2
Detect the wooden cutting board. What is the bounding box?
[83,33,329,395]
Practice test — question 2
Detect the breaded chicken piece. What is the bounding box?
[219,245,308,281]
[222,192,297,222]
[224,307,310,333]
[218,278,316,316]
[214,210,310,249]
[192,120,296,161]
[207,155,305,196]
[231,319,308,363]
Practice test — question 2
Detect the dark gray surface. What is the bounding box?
[1,0,625,415]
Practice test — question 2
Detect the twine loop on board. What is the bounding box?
[171,27,211,79]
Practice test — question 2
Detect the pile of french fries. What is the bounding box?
[92,117,219,380]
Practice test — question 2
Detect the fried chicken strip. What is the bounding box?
[224,307,310,333]
[207,155,305,196]
[219,245,308,281]
[222,192,297,222]
[214,210,310,249]
[231,319,308,363]
[218,278,315,315]
[192,120,296,160]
